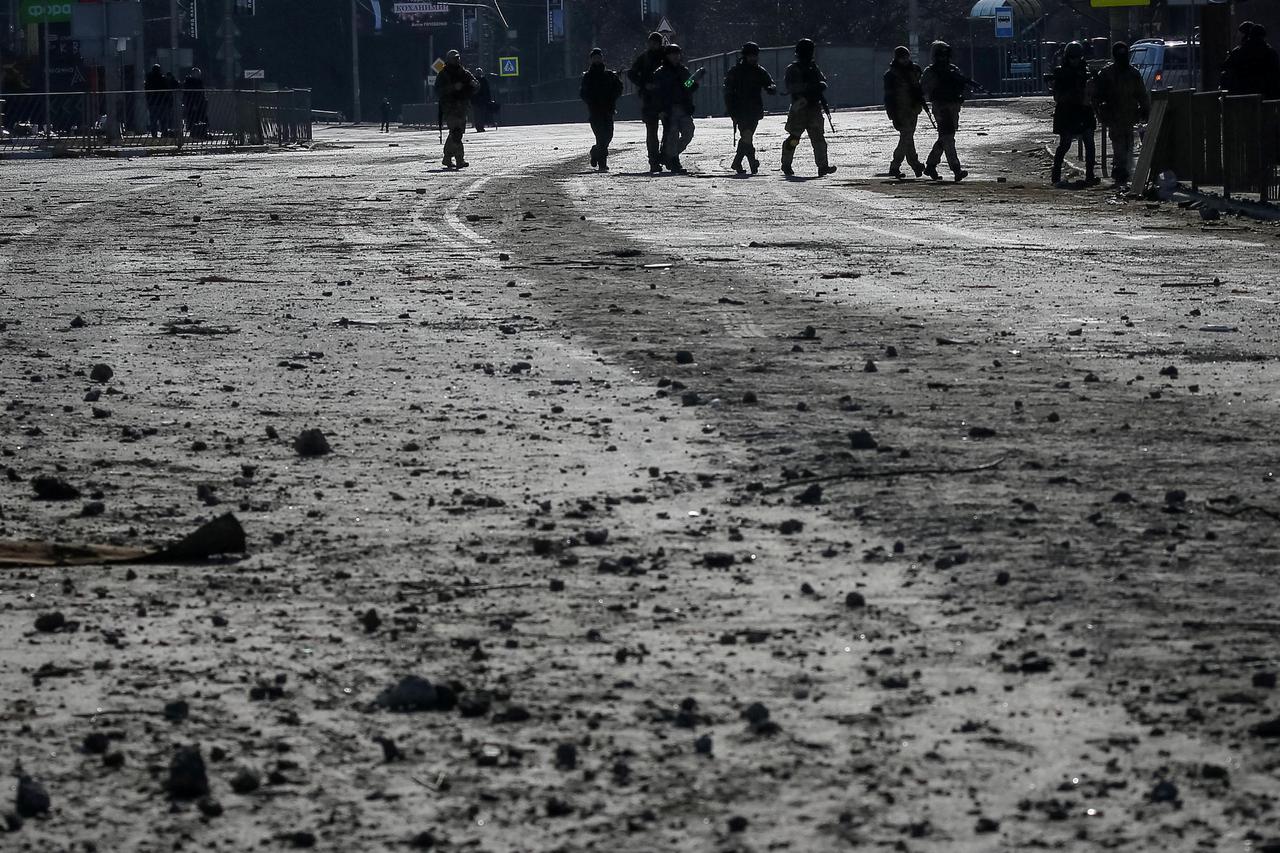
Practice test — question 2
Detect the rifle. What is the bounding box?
[732,118,738,147]
[821,97,835,133]
[437,98,443,144]
[922,100,938,130]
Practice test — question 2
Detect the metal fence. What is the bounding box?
[0,88,312,155]
[1135,88,1280,201]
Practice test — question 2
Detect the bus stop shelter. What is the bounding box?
[968,0,1046,94]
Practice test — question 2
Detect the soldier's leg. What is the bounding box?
[599,116,615,168]
[902,112,923,171]
[1051,134,1072,183]
[1083,130,1097,179]
[1110,125,1134,182]
[938,105,962,173]
[810,112,829,170]
[676,112,695,156]
[645,116,662,168]
[782,104,805,173]
[739,120,758,161]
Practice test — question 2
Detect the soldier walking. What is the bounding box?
[1093,42,1150,187]
[580,48,624,171]
[652,44,700,173]
[435,51,478,169]
[723,42,777,175]
[883,46,925,178]
[627,33,668,173]
[781,39,837,177]
[920,42,970,182]
[1049,41,1099,187]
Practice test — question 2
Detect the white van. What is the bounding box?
[1129,39,1197,91]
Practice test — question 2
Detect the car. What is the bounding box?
[1129,39,1197,91]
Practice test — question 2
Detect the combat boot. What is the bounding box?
[748,156,760,175]
[456,159,470,169]
[923,164,941,181]
[590,146,598,168]
[953,169,968,183]
[442,156,455,169]
[732,156,746,175]
[818,165,838,177]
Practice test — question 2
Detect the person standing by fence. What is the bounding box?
[380,97,393,133]
[627,33,668,174]
[723,42,776,175]
[1094,42,1149,187]
[1220,22,1280,99]
[579,48,624,172]
[472,69,496,132]
[1048,41,1098,188]
[145,65,166,138]
[435,51,477,169]
[183,68,208,139]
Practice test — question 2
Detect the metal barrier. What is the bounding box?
[1135,88,1280,202]
[0,88,311,155]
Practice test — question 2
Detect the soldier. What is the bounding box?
[1093,41,1150,187]
[723,42,777,175]
[580,48,624,172]
[652,44,701,173]
[1049,41,1098,188]
[380,96,393,133]
[782,39,837,178]
[883,46,925,179]
[435,51,477,169]
[627,32,668,173]
[1220,22,1280,99]
[920,41,970,182]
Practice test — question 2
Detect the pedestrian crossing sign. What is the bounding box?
[499,57,520,77]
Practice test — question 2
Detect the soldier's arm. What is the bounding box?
[626,57,644,88]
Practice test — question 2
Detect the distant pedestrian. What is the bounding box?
[652,44,701,173]
[472,68,496,131]
[1220,22,1280,99]
[145,64,166,137]
[380,97,393,133]
[627,32,668,173]
[1049,41,1098,187]
[182,68,208,139]
[163,72,180,136]
[723,42,776,175]
[1094,41,1149,186]
[883,45,925,178]
[782,39,836,177]
[579,48,624,171]
[434,50,477,169]
[920,41,970,182]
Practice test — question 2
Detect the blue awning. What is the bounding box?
[969,0,1042,19]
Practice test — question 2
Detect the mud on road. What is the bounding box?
[2,102,1279,852]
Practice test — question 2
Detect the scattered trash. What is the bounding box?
[0,513,247,568]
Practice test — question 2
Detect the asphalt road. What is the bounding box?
[2,102,1279,852]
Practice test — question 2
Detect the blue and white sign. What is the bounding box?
[995,7,1014,38]
[499,56,520,78]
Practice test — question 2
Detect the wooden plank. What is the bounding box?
[1132,98,1166,190]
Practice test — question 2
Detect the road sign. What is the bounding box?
[19,2,73,24]
[499,56,520,78]
[994,7,1013,39]
[431,57,446,74]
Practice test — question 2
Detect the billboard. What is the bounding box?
[393,1,449,28]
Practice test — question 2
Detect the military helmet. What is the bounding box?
[742,41,760,56]
[795,38,815,59]
[665,43,682,56]
[931,41,951,61]
[1065,41,1085,60]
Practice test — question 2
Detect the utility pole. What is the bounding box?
[222,0,234,87]
[169,0,179,75]
[351,0,361,122]
[908,0,920,56]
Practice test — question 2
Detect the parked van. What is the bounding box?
[1130,39,1198,90]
